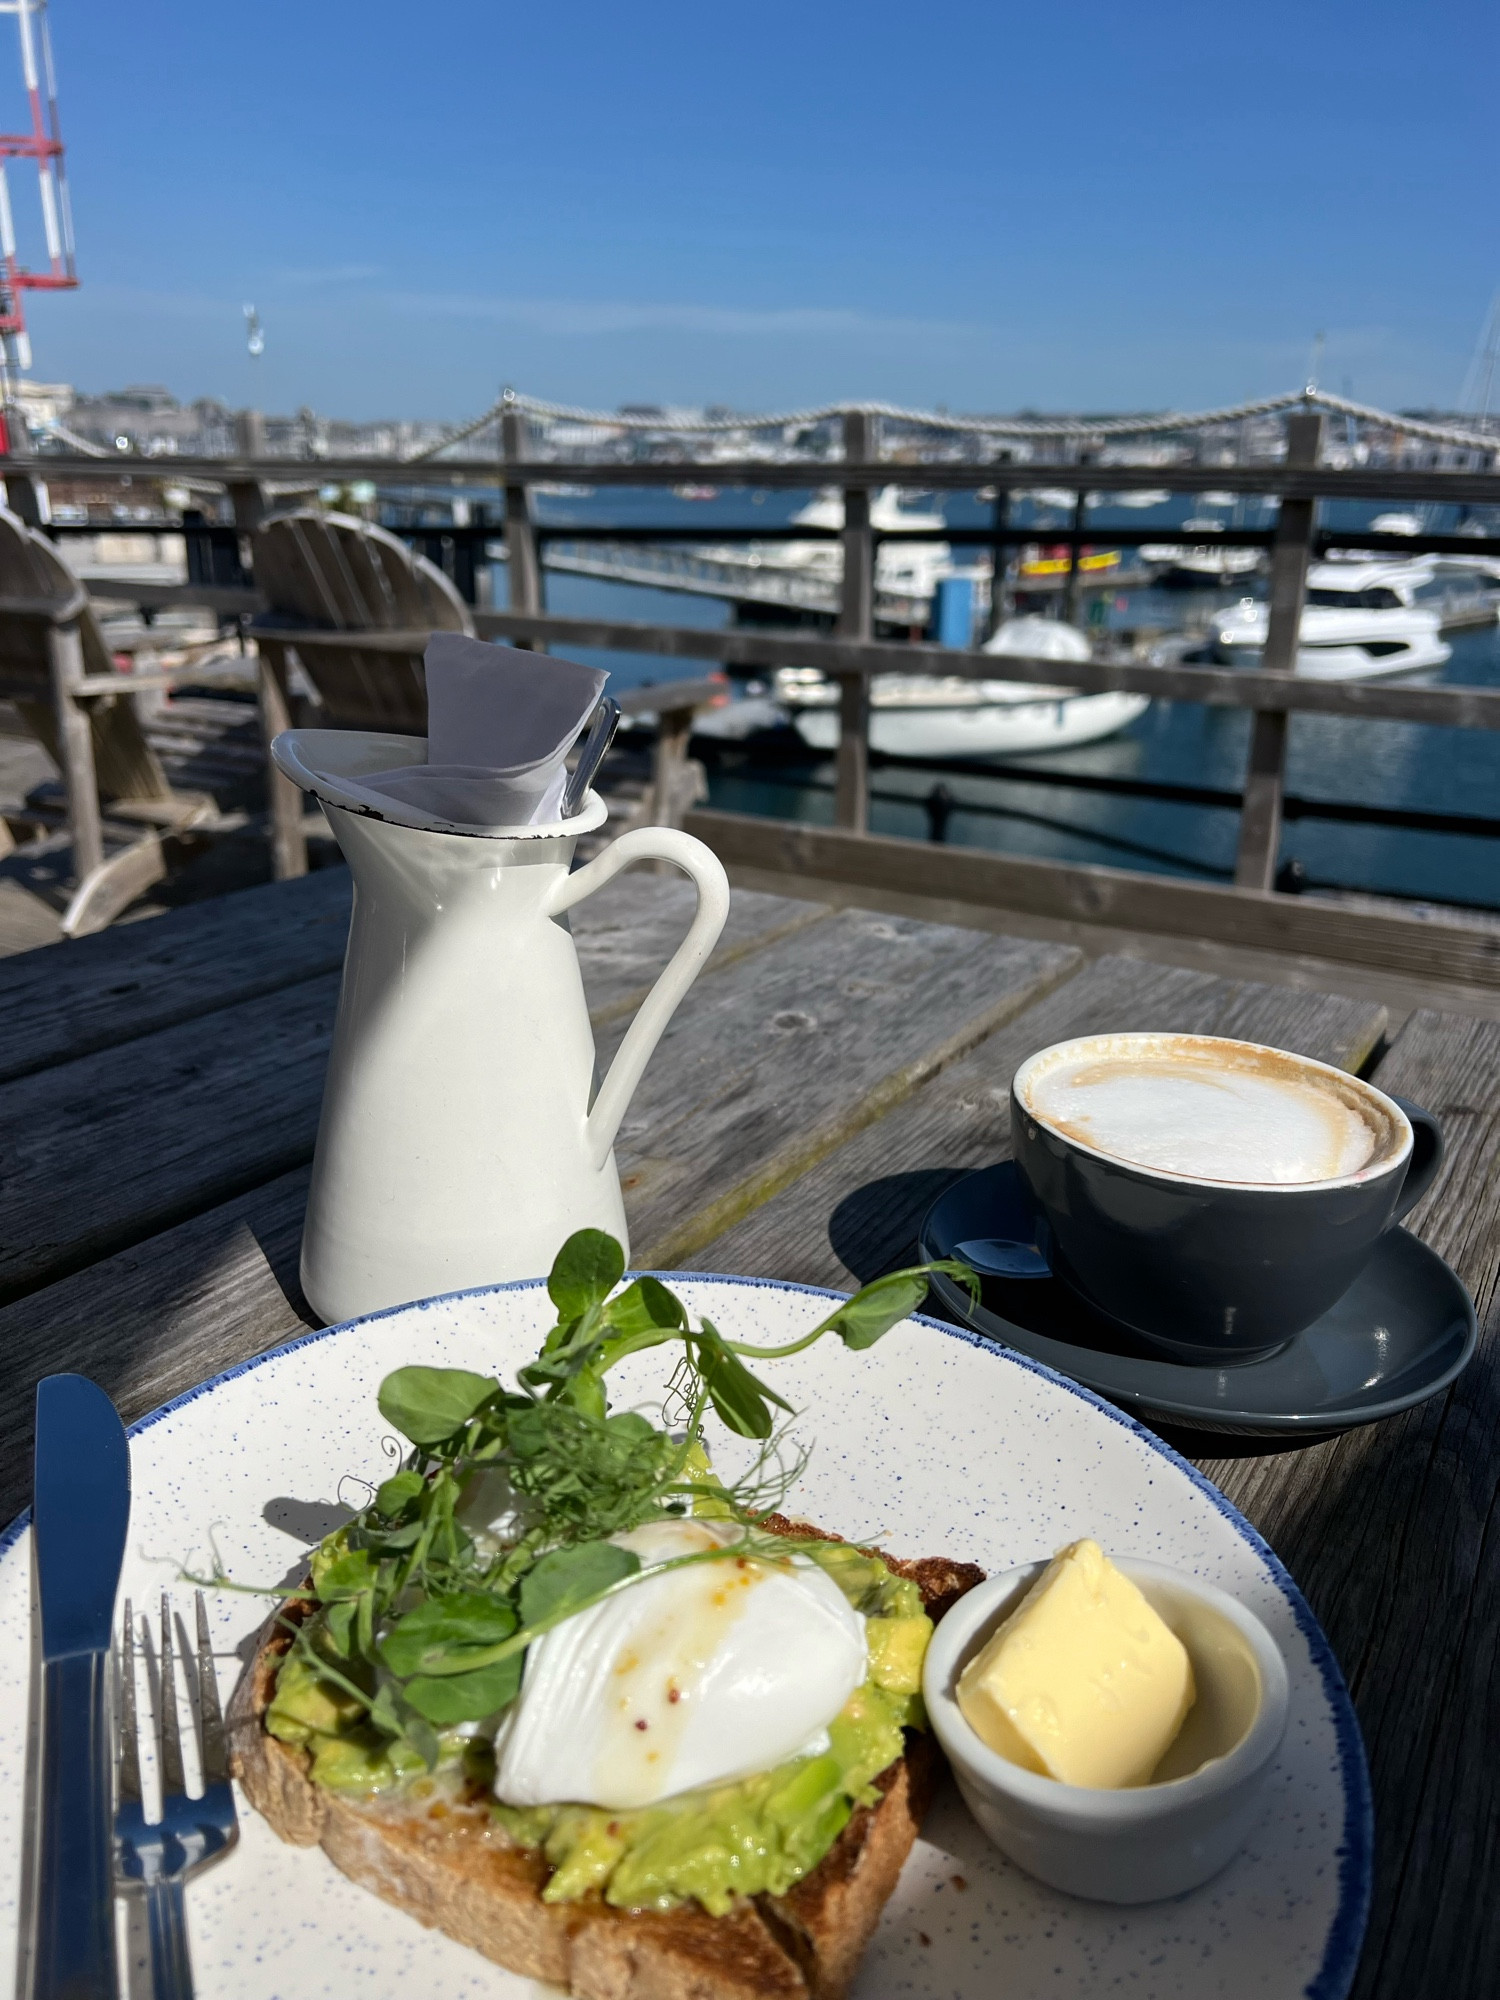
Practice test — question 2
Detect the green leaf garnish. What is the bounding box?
[821,1269,935,1350]
[312,1548,382,1601]
[378,1366,498,1446]
[520,1539,641,1629]
[697,1320,793,1440]
[375,1470,424,1517]
[547,1228,626,1319]
[603,1274,688,1337]
[403,1657,524,1723]
[379,1593,518,1677]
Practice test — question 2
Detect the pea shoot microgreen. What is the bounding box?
[253,1233,976,1769]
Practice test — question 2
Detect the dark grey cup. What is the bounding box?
[1010,1037,1443,1361]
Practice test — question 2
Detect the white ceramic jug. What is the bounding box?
[274,734,729,1323]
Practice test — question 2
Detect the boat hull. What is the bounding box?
[791,690,1149,758]
[1214,635,1453,680]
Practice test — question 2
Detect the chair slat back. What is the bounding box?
[0,511,114,685]
[254,510,474,731]
[0,505,170,800]
[256,512,470,631]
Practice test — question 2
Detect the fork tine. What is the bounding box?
[158,1592,187,1800]
[117,1599,142,1807]
[194,1591,229,1786]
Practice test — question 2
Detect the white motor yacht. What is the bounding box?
[761,485,953,601]
[781,616,1149,758]
[1211,560,1451,679]
[1141,517,1261,587]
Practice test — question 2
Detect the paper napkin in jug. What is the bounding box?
[294,634,609,831]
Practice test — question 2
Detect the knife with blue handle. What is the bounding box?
[28,1374,130,2000]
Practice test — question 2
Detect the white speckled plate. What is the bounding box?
[0,1277,1371,2000]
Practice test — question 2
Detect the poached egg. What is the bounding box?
[492,1518,867,1810]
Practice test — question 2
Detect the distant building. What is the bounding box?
[13,380,73,429]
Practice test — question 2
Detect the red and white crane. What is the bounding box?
[0,0,74,439]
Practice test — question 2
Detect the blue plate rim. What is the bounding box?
[920,1161,1476,1434]
[0,1268,1373,2000]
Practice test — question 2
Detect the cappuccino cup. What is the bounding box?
[1010,1032,1443,1360]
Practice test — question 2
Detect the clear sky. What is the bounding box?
[13,0,1498,420]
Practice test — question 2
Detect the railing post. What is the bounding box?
[230,409,267,533]
[501,405,544,647]
[985,485,1011,638]
[645,703,705,831]
[1234,409,1323,890]
[834,408,874,831]
[228,409,267,593]
[1060,487,1086,626]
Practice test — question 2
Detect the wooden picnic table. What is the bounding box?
[1,865,1494,1999]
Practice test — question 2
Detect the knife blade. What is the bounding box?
[27,1374,130,2000]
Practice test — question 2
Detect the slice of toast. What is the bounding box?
[228,1521,983,2000]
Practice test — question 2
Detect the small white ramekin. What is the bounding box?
[924,1555,1290,1903]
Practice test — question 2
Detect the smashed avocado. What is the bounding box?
[268,1539,933,1911]
[498,1678,911,1914]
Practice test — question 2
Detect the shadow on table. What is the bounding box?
[828,1169,970,1285]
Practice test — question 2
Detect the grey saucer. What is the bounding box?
[920,1161,1476,1436]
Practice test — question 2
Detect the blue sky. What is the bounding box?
[13,0,1498,419]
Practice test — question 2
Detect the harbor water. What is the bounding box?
[497,486,1500,916]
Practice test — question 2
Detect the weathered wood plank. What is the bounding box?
[0,1167,315,1526]
[0,973,339,1301]
[1199,1010,1500,2000]
[0,865,352,1083]
[0,860,824,1082]
[0,879,831,1300]
[570,874,829,1026]
[685,810,1500,993]
[1234,410,1320,891]
[683,954,1388,1285]
[34,448,1500,505]
[603,915,1079,1267]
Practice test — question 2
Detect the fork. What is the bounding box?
[116,1593,239,2000]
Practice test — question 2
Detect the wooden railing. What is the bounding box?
[15,407,1500,905]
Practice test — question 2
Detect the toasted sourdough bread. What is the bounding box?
[227,1517,983,2000]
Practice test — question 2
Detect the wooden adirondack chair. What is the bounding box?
[250,509,720,865]
[250,509,475,875]
[0,506,225,936]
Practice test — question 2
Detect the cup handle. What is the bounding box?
[546,825,730,1171]
[1388,1095,1444,1222]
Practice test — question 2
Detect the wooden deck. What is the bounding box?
[1,864,1496,1997]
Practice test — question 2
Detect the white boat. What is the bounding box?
[766,486,953,601]
[1211,560,1452,679]
[780,617,1149,758]
[680,487,960,617]
[1141,517,1261,587]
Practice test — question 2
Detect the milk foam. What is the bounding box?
[1027,1054,1381,1184]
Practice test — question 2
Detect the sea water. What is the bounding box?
[494,485,1500,916]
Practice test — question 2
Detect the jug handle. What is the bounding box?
[546,825,731,1172]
